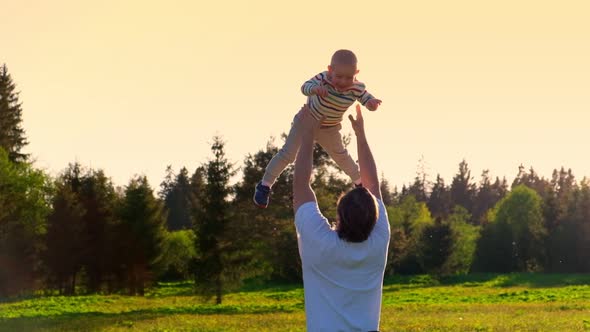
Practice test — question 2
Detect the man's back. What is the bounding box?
[295,199,390,331]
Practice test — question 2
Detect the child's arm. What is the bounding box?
[301,73,328,97]
[356,85,382,111]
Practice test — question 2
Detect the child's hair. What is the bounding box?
[331,49,357,66]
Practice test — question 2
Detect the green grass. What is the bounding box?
[1,274,589,331]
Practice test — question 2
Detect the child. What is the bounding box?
[254,49,382,208]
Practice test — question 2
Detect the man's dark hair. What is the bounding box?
[336,187,379,242]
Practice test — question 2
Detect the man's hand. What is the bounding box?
[311,86,329,98]
[348,104,365,136]
[365,98,382,111]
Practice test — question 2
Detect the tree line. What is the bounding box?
[1,64,589,303]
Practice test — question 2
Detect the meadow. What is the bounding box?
[1,274,589,331]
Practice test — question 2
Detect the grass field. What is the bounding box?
[1,274,589,331]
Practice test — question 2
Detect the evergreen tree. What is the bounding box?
[450,160,476,217]
[78,169,119,293]
[189,166,206,216]
[428,174,451,219]
[44,181,85,295]
[546,177,590,272]
[0,65,28,163]
[473,170,503,224]
[118,176,167,295]
[407,156,429,202]
[188,165,206,246]
[162,167,194,230]
[379,173,394,206]
[550,167,577,223]
[491,176,509,205]
[195,136,256,304]
[159,165,175,200]
[572,179,590,272]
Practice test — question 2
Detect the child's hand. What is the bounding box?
[311,86,329,97]
[366,98,382,111]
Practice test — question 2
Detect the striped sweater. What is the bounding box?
[301,71,376,126]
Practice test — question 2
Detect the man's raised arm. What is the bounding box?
[293,105,323,213]
[348,104,382,201]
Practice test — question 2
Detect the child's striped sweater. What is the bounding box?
[301,71,376,126]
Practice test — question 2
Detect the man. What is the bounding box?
[293,104,391,331]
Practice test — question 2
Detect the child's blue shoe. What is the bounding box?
[253,182,271,208]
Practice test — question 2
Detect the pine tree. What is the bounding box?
[189,165,206,234]
[118,176,167,295]
[78,169,119,293]
[0,64,28,163]
[546,176,590,272]
[162,167,194,230]
[44,181,85,295]
[194,136,240,304]
[407,156,429,202]
[380,173,394,206]
[473,170,500,224]
[428,174,451,219]
[573,179,590,272]
[491,177,509,205]
[159,165,175,200]
[450,160,476,217]
[551,167,577,223]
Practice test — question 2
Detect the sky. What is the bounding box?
[1,0,589,191]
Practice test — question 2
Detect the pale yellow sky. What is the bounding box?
[1,0,589,190]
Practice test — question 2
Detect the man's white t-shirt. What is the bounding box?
[295,199,390,332]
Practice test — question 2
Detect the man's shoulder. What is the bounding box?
[373,199,391,238]
[295,201,335,250]
[295,201,321,227]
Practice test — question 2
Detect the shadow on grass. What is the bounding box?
[236,278,303,294]
[221,273,590,298]
[146,281,196,297]
[486,273,590,288]
[0,302,304,332]
[382,274,496,289]
[0,281,198,303]
[147,279,303,297]
[383,273,590,289]
[154,274,590,295]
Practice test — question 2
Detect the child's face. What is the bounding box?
[328,64,359,91]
